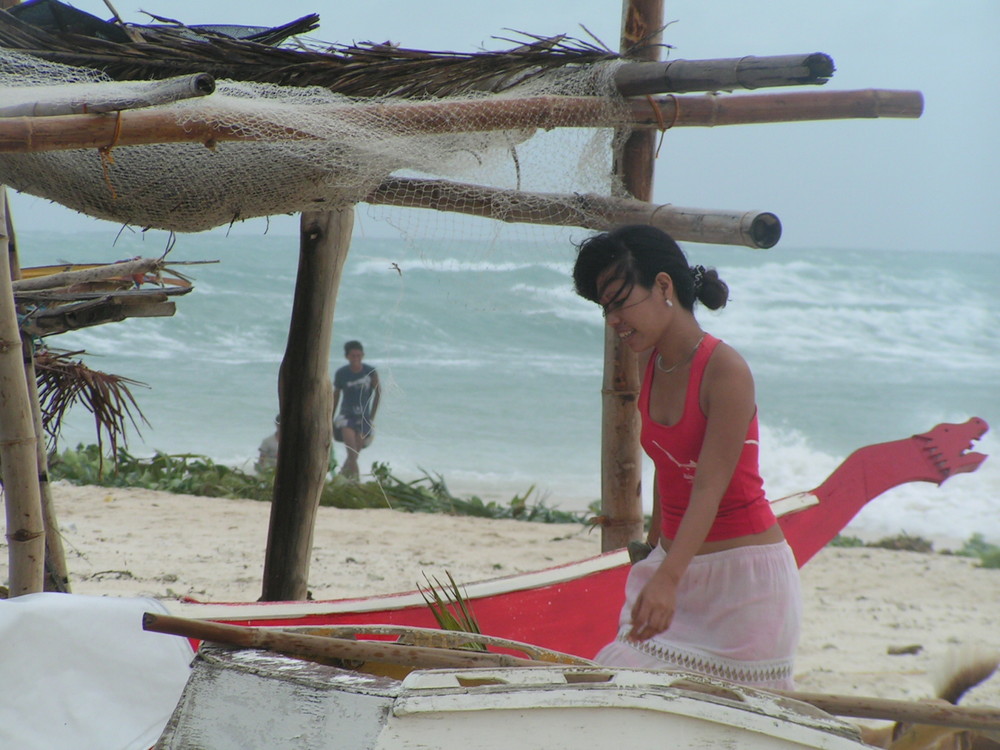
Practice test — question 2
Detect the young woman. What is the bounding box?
[573,225,801,690]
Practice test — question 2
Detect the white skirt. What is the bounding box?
[594,541,801,690]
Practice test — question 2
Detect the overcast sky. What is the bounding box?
[5,0,997,253]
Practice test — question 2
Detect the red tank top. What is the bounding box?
[639,334,775,542]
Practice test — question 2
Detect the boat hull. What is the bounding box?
[156,641,870,750]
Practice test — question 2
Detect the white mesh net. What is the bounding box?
[0,48,632,233]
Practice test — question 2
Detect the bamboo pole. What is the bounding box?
[368,177,781,249]
[0,187,44,596]
[0,89,924,154]
[143,612,539,670]
[260,206,353,602]
[613,53,835,95]
[4,192,70,591]
[597,0,665,552]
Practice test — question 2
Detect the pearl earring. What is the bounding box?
[665,298,673,307]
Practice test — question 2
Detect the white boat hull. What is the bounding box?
[156,643,870,750]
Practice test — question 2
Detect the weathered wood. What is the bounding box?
[143,612,540,670]
[669,678,1000,732]
[600,0,664,552]
[0,187,44,596]
[368,177,780,249]
[11,257,164,292]
[4,192,71,591]
[261,207,353,602]
[613,53,835,95]
[18,297,175,336]
[0,89,924,154]
[767,688,1000,732]
[0,73,215,118]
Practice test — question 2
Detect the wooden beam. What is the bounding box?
[613,53,835,95]
[260,206,353,602]
[0,187,44,596]
[0,89,923,154]
[367,177,781,249]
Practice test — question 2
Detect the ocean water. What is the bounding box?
[18,225,999,547]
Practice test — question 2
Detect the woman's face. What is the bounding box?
[597,272,663,352]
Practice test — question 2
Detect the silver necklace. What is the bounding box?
[656,334,706,374]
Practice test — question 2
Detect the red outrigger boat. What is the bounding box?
[169,418,988,659]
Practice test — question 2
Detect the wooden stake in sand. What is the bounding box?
[261,207,354,602]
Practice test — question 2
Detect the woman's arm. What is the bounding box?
[646,470,661,547]
[629,344,757,640]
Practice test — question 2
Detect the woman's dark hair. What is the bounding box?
[572,225,728,312]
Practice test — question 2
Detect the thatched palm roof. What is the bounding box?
[0,1,621,98]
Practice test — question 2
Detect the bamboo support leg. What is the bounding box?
[0,187,44,595]
[599,0,665,551]
[4,192,70,591]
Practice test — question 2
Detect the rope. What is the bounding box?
[98,110,124,200]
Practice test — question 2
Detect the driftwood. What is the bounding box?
[368,177,780,249]
[0,187,44,596]
[0,73,215,118]
[0,89,923,154]
[614,53,835,95]
[11,257,165,291]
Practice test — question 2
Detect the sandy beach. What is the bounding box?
[12,481,1000,715]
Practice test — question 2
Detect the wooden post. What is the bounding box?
[598,0,666,551]
[0,187,44,595]
[260,206,354,602]
[4,192,70,591]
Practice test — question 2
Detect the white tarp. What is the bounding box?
[0,593,194,750]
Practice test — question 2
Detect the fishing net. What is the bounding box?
[0,47,632,233]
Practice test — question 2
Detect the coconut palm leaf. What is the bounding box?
[418,570,485,650]
[33,347,149,463]
[0,6,619,98]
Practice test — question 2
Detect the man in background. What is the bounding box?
[332,340,380,479]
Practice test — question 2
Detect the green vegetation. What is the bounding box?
[831,531,1000,569]
[46,445,1000,568]
[953,534,1000,569]
[48,444,592,524]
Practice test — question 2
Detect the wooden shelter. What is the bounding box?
[0,0,922,599]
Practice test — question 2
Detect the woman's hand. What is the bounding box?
[627,567,679,641]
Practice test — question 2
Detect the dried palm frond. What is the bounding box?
[0,7,620,98]
[418,571,485,649]
[33,347,149,460]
